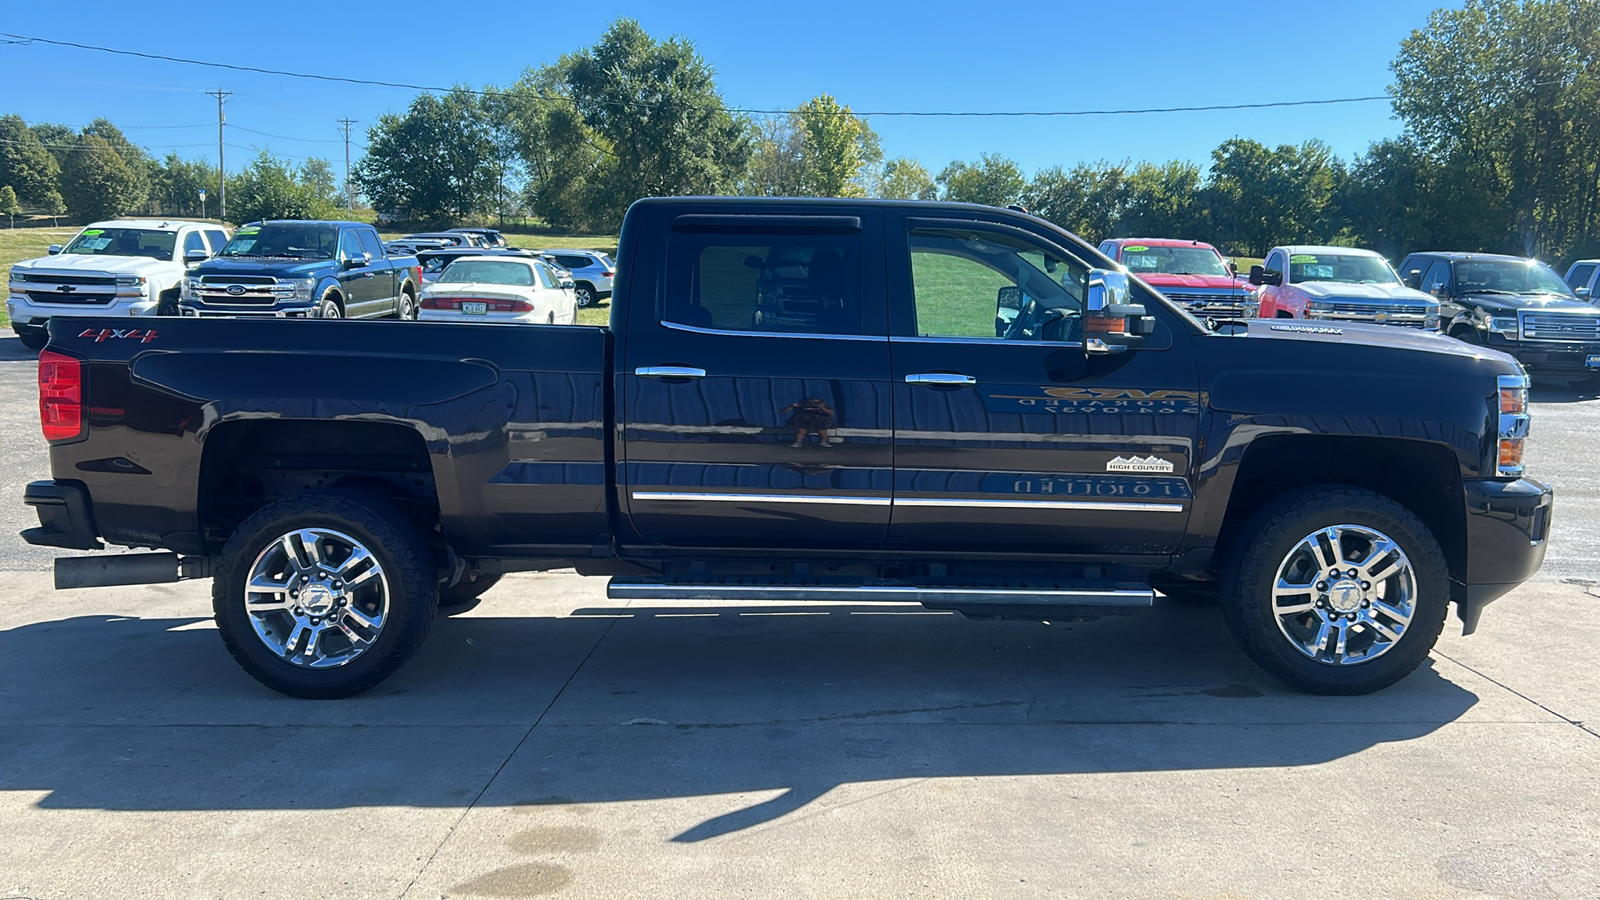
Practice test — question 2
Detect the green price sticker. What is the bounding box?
[236,227,259,235]
[1290,254,1319,263]
[80,229,103,236]
[1123,245,1149,252]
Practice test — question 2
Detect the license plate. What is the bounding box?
[462,302,487,315]
[1587,354,1600,369]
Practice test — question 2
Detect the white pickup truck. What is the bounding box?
[7,219,230,349]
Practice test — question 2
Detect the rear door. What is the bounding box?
[618,207,893,550]
[885,213,1200,556]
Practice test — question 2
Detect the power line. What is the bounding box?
[337,118,357,209]
[231,124,343,143]
[0,30,1394,118]
[206,88,232,220]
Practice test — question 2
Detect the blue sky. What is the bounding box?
[0,0,1444,179]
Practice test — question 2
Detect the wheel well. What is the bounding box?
[1215,435,1466,582]
[1275,310,1293,318]
[198,420,437,550]
[322,288,344,311]
[575,280,595,293]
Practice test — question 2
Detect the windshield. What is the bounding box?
[1288,253,1398,285]
[438,260,533,286]
[1455,259,1575,297]
[1119,244,1227,277]
[220,223,338,260]
[63,228,177,261]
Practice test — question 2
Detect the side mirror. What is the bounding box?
[1086,268,1154,354]
[1576,286,1592,299]
[1403,270,1423,290]
[47,245,62,255]
[184,249,209,264]
[344,253,370,270]
[1248,265,1264,286]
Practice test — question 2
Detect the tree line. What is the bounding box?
[5,1,1597,267]
[0,114,342,226]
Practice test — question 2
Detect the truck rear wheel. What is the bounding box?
[1220,486,1449,695]
[212,490,437,698]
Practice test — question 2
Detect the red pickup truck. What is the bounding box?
[1098,238,1256,320]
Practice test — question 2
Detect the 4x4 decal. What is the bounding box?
[79,328,158,344]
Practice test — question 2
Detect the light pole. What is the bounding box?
[199,189,207,221]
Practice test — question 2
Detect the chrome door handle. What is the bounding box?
[904,373,977,385]
[635,366,707,379]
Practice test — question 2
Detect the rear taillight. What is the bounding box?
[39,350,84,442]
[602,270,613,277]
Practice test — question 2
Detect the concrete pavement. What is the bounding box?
[1,570,1596,899]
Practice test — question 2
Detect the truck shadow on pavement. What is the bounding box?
[0,600,1480,842]
[0,334,40,362]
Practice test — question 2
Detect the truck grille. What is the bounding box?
[1160,290,1251,318]
[25,290,116,305]
[15,272,119,305]
[1520,312,1600,342]
[19,274,117,287]
[1307,303,1431,326]
[193,275,292,305]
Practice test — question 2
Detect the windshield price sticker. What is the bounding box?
[1123,245,1149,252]
[236,227,260,236]
[1290,254,1319,263]
[80,229,104,236]
[76,238,112,251]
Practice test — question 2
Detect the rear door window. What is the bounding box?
[183,231,208,257]
[1423,260,1451,293]
[664,229,870,336]
[204,230,229,254]
[556,254,592,271]
[1566,263,1597,291]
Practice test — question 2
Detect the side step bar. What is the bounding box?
[607,578,1153,610]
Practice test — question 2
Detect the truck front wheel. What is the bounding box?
[212,490,437,698]
[1220,486,1449,695]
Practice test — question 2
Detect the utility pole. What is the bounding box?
[337,117,357,210]
[206,88,233,221]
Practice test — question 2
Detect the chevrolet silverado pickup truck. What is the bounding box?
[1251,245,1440,328]
[8,219,230,348]
[23,198,1551,700]
[180,220,421,320]
[1096,237,1256,320]
[1400,251,1600,381]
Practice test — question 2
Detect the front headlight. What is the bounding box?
[1486,316,1519,336]
[116,275,147,290]
[291,277,316,302]
[1305,299,1333,312]
[181,277,198,300]
[7,267,24,285]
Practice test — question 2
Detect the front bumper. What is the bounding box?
[1453,477,1552,632]
[1482,333,1600,374]
[21,480,103,550]
[179,302,319,318]
[9,293,160,328]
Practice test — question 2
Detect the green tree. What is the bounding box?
[1391,0,1600,259]
[795,94,874,197]
[563,19,751,226]
[80,118,151,210]
[937,153,1025,206]
[879,157,937,200]
[1205,138,1339,257]
[229,151,340,222]
[1022,161,1128,242]
[742,115,806,197]
[497,65,612,229]
[28,122,76,170]
[0,185,20,227]
[151,153,220,218]
[356,89,499,224]
[1121,160,1204,239]
[0,115,64,212]
[60,134,144,221]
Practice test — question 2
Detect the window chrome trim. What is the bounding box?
[891,335,1085,348]
[660,320,889,342]
[632,491,891,507]
[894,497,1185,513]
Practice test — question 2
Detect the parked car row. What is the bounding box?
[7,219,616,345]
[1095,232,1600,382]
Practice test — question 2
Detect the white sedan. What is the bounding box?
[418,257,577,325]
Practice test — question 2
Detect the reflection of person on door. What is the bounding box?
[781,397,835,448]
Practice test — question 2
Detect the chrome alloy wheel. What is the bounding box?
[1270,524,1416,666]
[243,528,389,668]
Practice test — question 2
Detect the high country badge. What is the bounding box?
[1106,455,1174,474]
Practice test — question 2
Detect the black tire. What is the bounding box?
[213,490,437,698]
[392,290,417,320]
[16,330,47,350]
[1451,328,1482,346]
[318,293,343,319]
[1220,486,1449,695]
[439,573,503,614]
[574,284,595,308]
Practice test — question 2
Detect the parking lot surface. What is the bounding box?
[1,333,1598,898]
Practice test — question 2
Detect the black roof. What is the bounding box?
[416,247,533,257]
[1405,251,1534,262]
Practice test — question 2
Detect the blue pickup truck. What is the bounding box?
[180,220,421,319]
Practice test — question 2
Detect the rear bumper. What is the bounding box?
[21,480,103,550]
[1452,477,1552,632]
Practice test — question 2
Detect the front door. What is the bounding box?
[337,229,384,316]
[886,215,1200,556]
[619,209,893,550]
